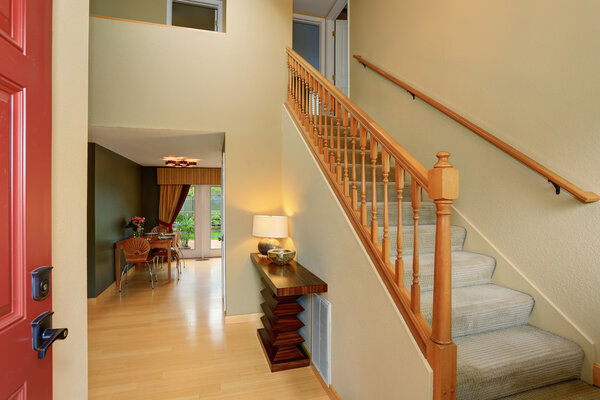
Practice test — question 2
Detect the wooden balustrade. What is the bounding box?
[285,47,458,399]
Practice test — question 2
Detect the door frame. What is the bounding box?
[325,0,348,86]
[292,13,326,74]
[179,185,222,259]
[166,0,224,32]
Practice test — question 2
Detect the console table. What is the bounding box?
[250,253,328,372]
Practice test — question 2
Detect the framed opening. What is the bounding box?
[167,0,224,32]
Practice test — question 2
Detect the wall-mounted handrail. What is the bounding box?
[353,55,600,204]
[287,47,457,400]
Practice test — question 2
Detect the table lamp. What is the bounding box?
[252,215,288,255]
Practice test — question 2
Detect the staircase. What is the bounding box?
[365,172,600,399]
[285,47,600,399]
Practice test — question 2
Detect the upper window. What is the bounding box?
[168,0,224,32]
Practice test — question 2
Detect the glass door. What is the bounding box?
[174,185,222,259]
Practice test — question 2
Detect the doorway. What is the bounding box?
[175,185,222,259]
[333,7,349,96]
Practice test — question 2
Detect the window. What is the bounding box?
[167,0,224,32]
[210,186,222,249]
[174,187,196,249]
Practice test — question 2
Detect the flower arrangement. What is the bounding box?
[126,216,145,237]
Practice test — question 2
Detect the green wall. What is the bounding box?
[141,167,160,231]
[87,143,144,297]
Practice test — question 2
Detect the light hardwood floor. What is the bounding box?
[88,258,329,400]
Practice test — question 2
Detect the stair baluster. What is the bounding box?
[336,101,342,184]
[318,83,323,151]
[360,126,367,226]
[382,148,391,263]
[329,95,336,171]
[322,90,329,160]
[303,68,309,128]
[342,108,350,196]
[411,180,421,314]
[351,118,358,210]
[395,163,405,286]
[370,135,378,243]
[287,56,291,104]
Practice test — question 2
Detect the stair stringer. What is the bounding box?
[451,206,595,383]
[281,105,434,399]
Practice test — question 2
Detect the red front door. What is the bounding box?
[0,1,54,399]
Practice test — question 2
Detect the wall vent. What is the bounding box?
[311,294,331,385]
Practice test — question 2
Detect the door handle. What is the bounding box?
[31,311,68,359]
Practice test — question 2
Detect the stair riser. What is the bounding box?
[420,286,534,338]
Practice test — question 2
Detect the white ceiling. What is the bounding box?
[89,126,224,167]
[293,0,338,17]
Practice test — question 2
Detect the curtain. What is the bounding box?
[157,168,221,185]
[158,185,190,231]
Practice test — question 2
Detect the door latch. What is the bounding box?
[31,311,68,359]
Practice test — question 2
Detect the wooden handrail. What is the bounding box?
[288,47,430,189]
[287,49,457,399]
[353,55,600,204]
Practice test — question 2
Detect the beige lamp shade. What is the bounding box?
[252,215,288,238]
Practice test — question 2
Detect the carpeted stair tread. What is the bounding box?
[421,284,534,338]
[455,325,584,400]
[402,251,496,291]
[500,380,600,399]
[367,201,436,225]
[383,224,466,254]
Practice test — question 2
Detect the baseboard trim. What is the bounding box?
[594,364,600,387]
[224,312,262,324]
[311,362,341,400]
[88,268,141,304]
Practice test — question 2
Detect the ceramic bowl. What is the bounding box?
[267,249,296,265]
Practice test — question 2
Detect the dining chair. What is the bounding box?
[153,231,182,280]
[173,230,186,270]
[150,225,170,234]
[121,237,156,292]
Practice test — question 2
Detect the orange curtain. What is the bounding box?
[158,185,190,231]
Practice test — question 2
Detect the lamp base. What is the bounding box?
[258,238,280,256]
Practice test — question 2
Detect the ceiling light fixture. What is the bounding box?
[162,156,198,168]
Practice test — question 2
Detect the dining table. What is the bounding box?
[114,235,174,289]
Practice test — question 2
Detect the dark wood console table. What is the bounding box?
[251,253,328,372]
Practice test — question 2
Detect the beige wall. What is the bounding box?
[52,0,89,398]
[281,107,432,399]
[89,0,292,316]
[90,0,166,24]
[350,0,600,369]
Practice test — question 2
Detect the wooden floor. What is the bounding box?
[88,258,329,400]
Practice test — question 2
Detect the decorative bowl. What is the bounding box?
[267,249,296,265]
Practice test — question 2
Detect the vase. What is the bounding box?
[133,227,143,237]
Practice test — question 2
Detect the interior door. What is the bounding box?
[0,1,56,399]
[334,19,349,96]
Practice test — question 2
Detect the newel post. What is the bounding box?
[427,151,458,400]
